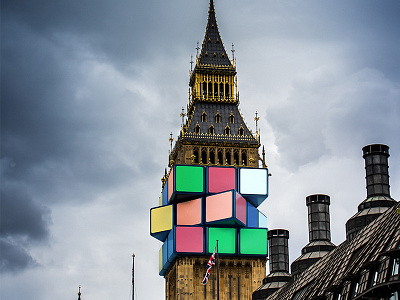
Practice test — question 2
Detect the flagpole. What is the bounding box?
[216,240,219,300]
[132,253,135,300]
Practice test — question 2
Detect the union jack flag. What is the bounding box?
[201,249,216,285]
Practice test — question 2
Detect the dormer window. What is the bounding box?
[209,124,214,135]
[225,125,231,136]
[238,126,244,136]
[229,113,235,123]
[215,112,221,123]
[195,124,200,134]
[201,112,207,122]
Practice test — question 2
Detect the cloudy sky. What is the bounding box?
[1,0,399,299]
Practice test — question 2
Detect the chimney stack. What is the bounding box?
[252,229,291,300]
[346,144,396,241]
[307,194,332,242]
[291,194,336,279]
[363,144,390,197]
[268,229,290,274]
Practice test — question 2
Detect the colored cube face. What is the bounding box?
[176,198,202,225]
[150,205,173,241]
[167,165,205,203]
[162,185,168,206]
[239,168,269,207]
[246,202,268,228]
[167,230,174,263]
[175,165,204,193]
[207,227,237,254]
[258,211,268,228]
[235,193,247,225]
[159,246,163,274]
[175,226,204,253]
[159,241,171,276]
[239,228,268,256]
[205,191,246,226]
[247,202,258,227]
[207,166,236,194]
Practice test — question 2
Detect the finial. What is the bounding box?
[180,107,186,128]
[190,55,194,72]
[231,43,235,60]
[196,41,200,57]
[169,132,174,153]
[78,286,81,300]
[262,146,266,168]
[254,111,259,134]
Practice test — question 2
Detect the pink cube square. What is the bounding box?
[176,198,202,225]
[235,193,247,225]
[208,167,236,194]
[206,192,232,223]
[175,226,204,253]
[205,190,246,227]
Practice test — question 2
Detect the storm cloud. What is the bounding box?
[1,0,399,299]
[0,185,50,272]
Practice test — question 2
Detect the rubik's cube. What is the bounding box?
[150,165,269,276]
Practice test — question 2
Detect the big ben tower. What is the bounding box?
[150,1,269,299]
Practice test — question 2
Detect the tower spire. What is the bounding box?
[196,0,233,68]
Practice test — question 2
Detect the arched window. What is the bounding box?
[219,83,224,98]
[229,113,235,124]
[214,83,218,97]
[193,148,199,164]
[242,151,247,166]
[202,112,207,122]
[209,149,215,164]
[225,150,231,165]
[215,112,221,123]
[225,83,230,97]
[209,125,214,135]
[234,151,240,165]
[218,150,223,165]
[225,125,231,136]
[238,126,244,136]
[195,124,200,134]
[202,82,207,98]
[208,82,212,97]
[201,149,207,164]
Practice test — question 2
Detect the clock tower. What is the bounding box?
[152,2,269,299]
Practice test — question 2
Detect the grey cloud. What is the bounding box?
[0,239,38,273]
[0,185,50,273]
[0,186,50,242]
[267,67,400,171]
[2,0,206,73]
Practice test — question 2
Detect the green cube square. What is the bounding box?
[175,165,204,193]
[208,227,236,254]
[239,228,268,255]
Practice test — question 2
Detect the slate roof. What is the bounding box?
[264,201,400,300]
[179,102,259,146]
[195,0,234,70]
